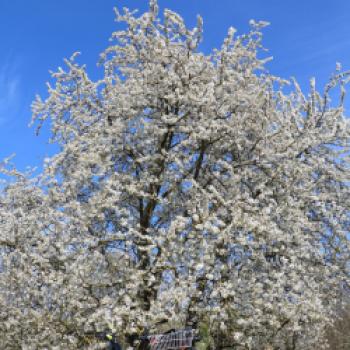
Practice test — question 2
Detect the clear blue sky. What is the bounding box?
[1,0,350,171]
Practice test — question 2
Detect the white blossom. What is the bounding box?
[0,1,349,349]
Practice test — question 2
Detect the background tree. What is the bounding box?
[0,0,349,349]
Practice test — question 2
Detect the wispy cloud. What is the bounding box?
[0,60,21,126]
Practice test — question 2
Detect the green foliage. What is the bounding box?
[196,318,215,350]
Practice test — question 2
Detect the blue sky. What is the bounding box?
[1,0,350,171]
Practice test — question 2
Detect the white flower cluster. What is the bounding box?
[0,1,349,349]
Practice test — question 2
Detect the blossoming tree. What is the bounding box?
[0,1,349,349]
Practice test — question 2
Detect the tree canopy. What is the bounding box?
[0,1,349,349]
